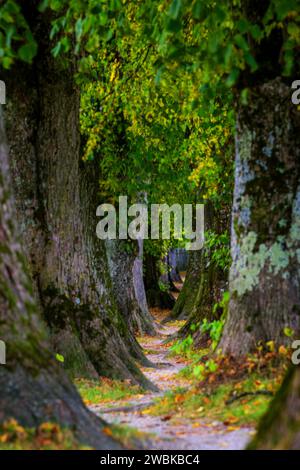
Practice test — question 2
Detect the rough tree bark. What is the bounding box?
[169,249,203,321]
[106,239,156,338]
[160,249,189,291]
[3,7,152,388]
[218,0,300,356]
[169,204,229,346]
[168,248,188,283]
[0,107,122,450]
[143,252,175,309]
[219,78,300,355]
[248,366,300,449]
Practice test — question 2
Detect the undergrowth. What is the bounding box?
[75,377,143,406]
[145,348,290,428]
[0,420,86,450]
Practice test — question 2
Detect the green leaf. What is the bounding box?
[283,327,294,337]
[287,22,300,40]
[168,0,182,20]
[237,19,250,34]
[51,41,61,57]
[192,1,208,21]
[38,0,49,13]
[75,18,83,40]
[55,353,65,363]
[234,33,249,51]
[49,0,62,11]
[18,41,38,62]
[223,291,230,303]
[250,24,263,40]
[226,68,239,87]
[99,12,108,26]
[244,51,258,71]
[274,0,298,20]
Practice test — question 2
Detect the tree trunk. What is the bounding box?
[0,106,121,450]
[248,367,300,449]
[3,8,152,389]
[160,252,182,293]
[106,239,156,339]
[143,252,175,309]
[219,78,300,355]
[133,239,156,332]
[167,248,188,283]
[169,204,229,346]
[169,249,203,321]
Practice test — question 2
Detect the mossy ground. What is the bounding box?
[142,349,290,428]
[102,424,153,449]
[0,420,87,450]
[75,377,144,406]
[0,418,150,450]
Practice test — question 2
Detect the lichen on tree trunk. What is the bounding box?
[219,78,300,355]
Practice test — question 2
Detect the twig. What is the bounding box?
[225,390,273,405]
[94,401,155,414]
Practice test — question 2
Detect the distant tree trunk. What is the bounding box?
[106,239,156,339]
[160,252,182,293]
[169,249,203,321]
[3,8,152,389]
[219,78,300,355]
[133,239,156,332]
[168,248,188,282]
[144,252,175,310]
[0,107,121,450]
[248,367,300,449]
[169,204,229,346]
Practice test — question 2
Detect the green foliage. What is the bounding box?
[192,358,218,381]
[74,378,143,405]
[213,290,230,315]
[79,2,234,257]
[0,0,37,68]
[0,419,85,450]
[201,318,225,351]
[2,0,300,81]
[102,423,153,448]
[205,231,231,271]
[170,334,194,357]
[147,372,277,427]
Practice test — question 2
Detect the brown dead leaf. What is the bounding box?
[102,426,113,437]
[174,394,185,404]
[161,415,172,421]
[223,416,239,425]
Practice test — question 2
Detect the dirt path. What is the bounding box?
[90,313,254,450]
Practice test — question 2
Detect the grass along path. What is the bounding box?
[88,309,254,450]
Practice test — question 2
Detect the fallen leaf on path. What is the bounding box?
[227,425,241,431]
[0,433,9,443]
[174,394,185,404]
[223,416,239,425]
[161,415,172,421]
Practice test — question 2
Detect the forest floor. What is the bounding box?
[88,309,256,450]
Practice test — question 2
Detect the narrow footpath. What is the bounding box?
[91,309,253,450]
